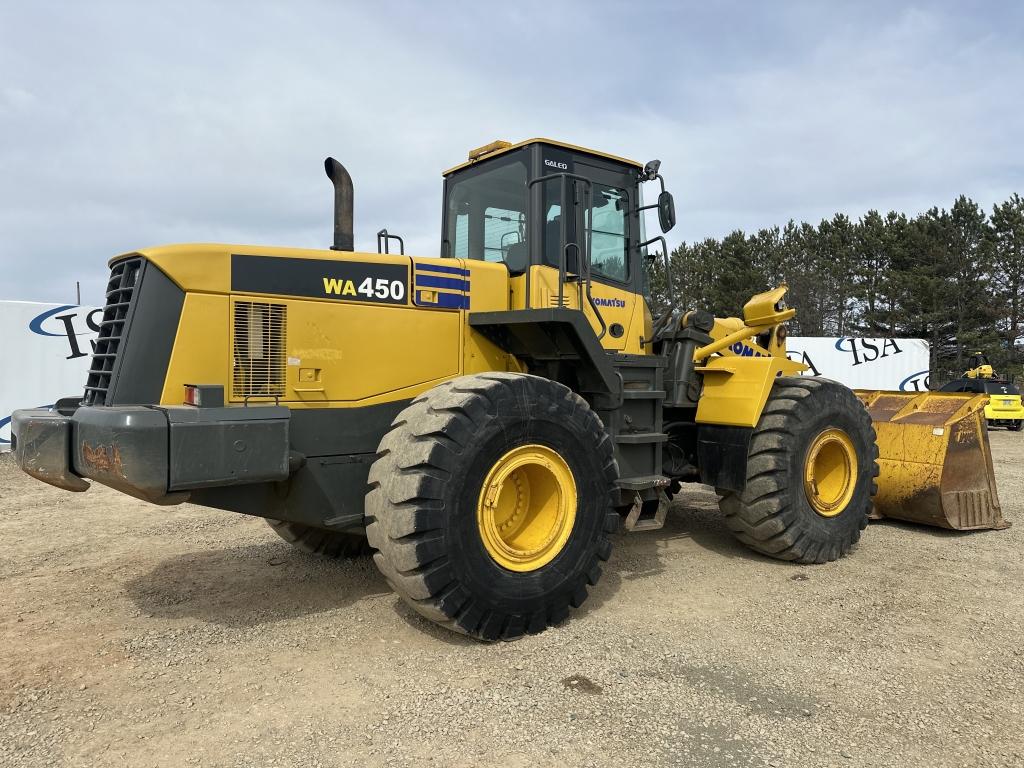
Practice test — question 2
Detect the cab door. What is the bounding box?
[527,149,646,354]
[573,160,644,353]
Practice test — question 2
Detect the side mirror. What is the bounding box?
[658,191,676,233]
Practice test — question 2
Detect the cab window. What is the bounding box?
[588,185,628,282]
[445,156,527,265]
[484,207,525,262]
[985,381,1018,395]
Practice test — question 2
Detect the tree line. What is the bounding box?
[647,193,1024,383]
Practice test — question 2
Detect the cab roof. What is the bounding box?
[443,138,643,176]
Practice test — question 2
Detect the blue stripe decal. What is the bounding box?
[28,305,77,337]
[415,274,469,291]
[417,290,469,309]
[414,262,470,277]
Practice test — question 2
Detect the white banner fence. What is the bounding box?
[786,337,930,391]
[1,301,101,450]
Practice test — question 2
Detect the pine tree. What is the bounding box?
[946,196,1000,370]
[990,193,1024,376]
[817,214,858,334]
[851,210,891,333]
[777,221,828,335]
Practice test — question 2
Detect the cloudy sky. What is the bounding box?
[1,1,1022,305]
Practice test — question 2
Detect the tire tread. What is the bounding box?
[719,376,878,564]
[365,373,617,640]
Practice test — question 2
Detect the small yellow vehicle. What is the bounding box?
[938,378,1024,431]
[939,353,1024,431]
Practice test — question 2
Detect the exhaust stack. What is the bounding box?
[324,157,354,251]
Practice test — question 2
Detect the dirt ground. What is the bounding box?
[2,431,1022,768]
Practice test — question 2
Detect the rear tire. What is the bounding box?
[265,519,372,559]
[1010,420,1023,432]
[365,373,619,641]
[719,377,878,564]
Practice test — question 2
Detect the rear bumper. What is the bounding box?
[985,398,1024,422]
[12,404,290,504]
[985,410,1024,424]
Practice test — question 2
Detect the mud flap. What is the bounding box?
[855,391,1008,531]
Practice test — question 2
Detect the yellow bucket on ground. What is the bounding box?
[855,391,1008,531]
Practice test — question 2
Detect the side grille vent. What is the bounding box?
[83,258,143,406]
[232,301,287,400]
[546,290,568,308]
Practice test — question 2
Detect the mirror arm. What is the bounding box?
[639,169,668,194]
[639,235,675,305]
[635,175,669,216]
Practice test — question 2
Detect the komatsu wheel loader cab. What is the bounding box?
[11,138,1005,641]
[440,139,651,348]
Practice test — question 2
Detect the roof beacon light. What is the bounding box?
[468,140,512,161]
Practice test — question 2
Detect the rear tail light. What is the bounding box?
[184,384,224,408]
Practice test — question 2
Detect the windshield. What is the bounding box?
[444,155,527,264]
[985,381,1020,395]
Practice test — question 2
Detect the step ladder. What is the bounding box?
[608,354,671,532]
[622,491,670,532]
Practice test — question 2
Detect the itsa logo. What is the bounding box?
[786,350,821,375]
[593,297,626,308]
[833,337,902,366]
[29,304,102,360]
[899,370,930,392]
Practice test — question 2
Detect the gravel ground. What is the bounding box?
[1,430,1022,768]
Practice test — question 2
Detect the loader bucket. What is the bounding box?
[855,390,1007,531]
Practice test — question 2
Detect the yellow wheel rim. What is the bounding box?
[803,428,858,517]
[477,444,577,572]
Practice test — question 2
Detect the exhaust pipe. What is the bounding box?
[324,157,354,251]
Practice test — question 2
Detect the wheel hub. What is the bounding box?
[477,444,577,572]
[803,428,858,517]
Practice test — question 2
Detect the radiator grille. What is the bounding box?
[83,258,143,406]
[232,301,287,399]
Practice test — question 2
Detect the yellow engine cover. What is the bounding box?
[136,243,518,410]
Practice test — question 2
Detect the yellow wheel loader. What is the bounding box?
[10,139,1006,640]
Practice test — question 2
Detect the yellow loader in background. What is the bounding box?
[936,352,1024,432]
[10,138,1007,640]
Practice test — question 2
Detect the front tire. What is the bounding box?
[365,373,619,641]
[720,377,878,564]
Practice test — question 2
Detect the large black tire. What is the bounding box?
[365,373,620,641]
[265,519,372,558]
[720,377,878,564]
[1009,420,1023,432]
